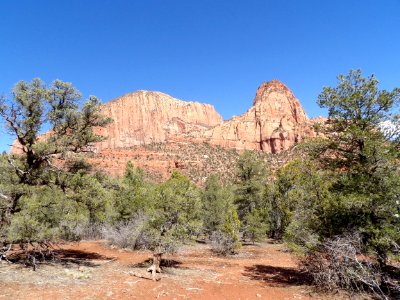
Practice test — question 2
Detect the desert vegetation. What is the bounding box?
[0,70,399,299]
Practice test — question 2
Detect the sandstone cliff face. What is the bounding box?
[203,80,315,153]
[10,81,322,178]
[95,80,316,155]
[10,139,25,155]
[95,91,222,150]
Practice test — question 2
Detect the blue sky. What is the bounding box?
[1,0,400,153]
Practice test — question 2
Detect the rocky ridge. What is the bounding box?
[95,80,317,155]
[95,90,223,150]
[10,80,322,179]
[202,80,316,153]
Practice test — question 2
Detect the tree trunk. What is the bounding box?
[147,252,162,281]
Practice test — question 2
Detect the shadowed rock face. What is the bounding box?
[203,80,315,153]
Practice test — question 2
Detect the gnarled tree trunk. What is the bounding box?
[147,252,163,281]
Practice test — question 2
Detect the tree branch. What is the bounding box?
[0,192,9,200]
[7,157,27,177]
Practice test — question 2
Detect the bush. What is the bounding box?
[102,213,180,254]
[136,227,180,254]
[62,222,104,241]
[210,207,241,256]
[243,208,269,243]
[300,233,399,299]
[284,219,320,254]
[102,214,148,249]
[210,230,240,256]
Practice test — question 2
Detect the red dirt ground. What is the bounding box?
[0,240,363,300]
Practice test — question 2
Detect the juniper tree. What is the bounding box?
[315,70,400,267]
[276,159,332,249]
[130,171,203,279]
[0,78,111,252]
[201,174,242,253]
[201,174,234,235]
[150,171,202,250]
[234,150,269,241]
[113,161,153,221]
[287,70,400,296]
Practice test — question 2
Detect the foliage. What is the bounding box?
[274,159,332,244]
[243,208,269,243]
[0,79,111,185]
[316,70,400,264]
[317,69,400,170]
[144,171,203,253]
[234,150,269,241]
[201,174,234,236]
[113,161,153,221]
[102,213,149,249]
[102,168,204,254]
[210,207,241,255]
[285,70,400,298]
[0,79,112,247]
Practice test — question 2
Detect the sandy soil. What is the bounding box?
[0,240,361,300]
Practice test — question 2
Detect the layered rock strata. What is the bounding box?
[95,80,316,154]
[95,91,222,150]
[10,80,321,177]
[203,80,315,153]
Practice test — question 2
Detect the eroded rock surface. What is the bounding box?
[10,81,322,177]
[96,80,316,154]
[203,80,315,153]
[95,90,222,150]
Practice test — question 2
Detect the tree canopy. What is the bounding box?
[0,78,112,246]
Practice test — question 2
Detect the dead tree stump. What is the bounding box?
[0,243,12,264]
[147,252,163,281]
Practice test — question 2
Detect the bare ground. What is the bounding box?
[0,240,368,300]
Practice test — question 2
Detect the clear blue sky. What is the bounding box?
[1,0,400,153]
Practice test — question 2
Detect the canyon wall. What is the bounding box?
[203,80,316,153]
[10,80,321,178]
[96,80,316,154]
[95,90,223,150]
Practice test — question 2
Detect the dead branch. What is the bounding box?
[0,243,12,264]
[7,157,27,177]
[0,192,9,200]
[129,271,161,281]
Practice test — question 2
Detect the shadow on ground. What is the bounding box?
[129,258,190,270]
[53,249,115,267]
[8,249,115,268]
[241,241,264,247]
[243,264,311,287]
[130,258,184,268]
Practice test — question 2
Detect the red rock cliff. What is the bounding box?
[203,80,315,153]
[10,81,320,176]
[95,90,223,150]
[85,81,317,154]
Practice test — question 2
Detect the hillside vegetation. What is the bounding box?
[0,70,399,299]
